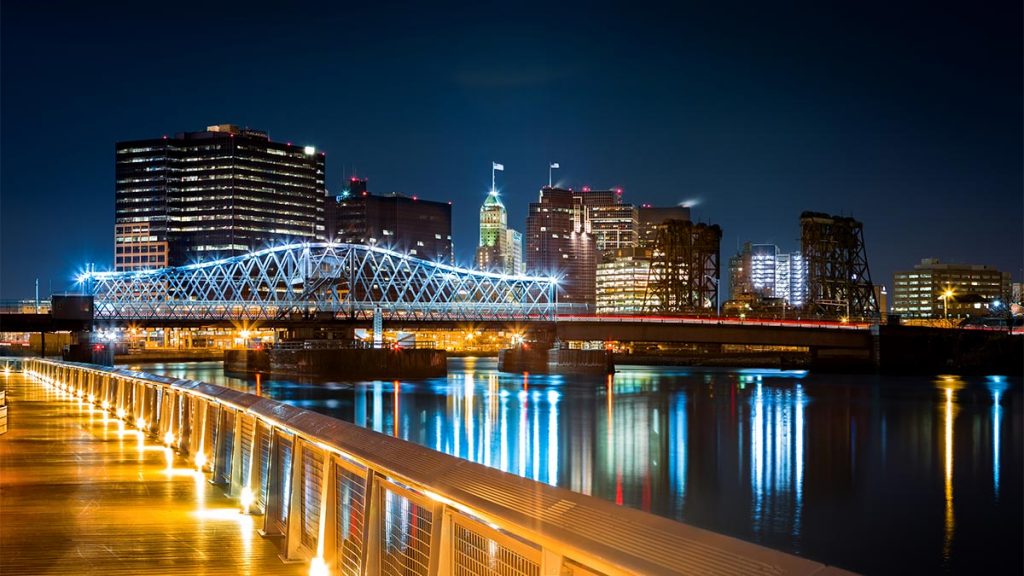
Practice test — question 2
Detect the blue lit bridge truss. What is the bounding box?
[83,243,559,322]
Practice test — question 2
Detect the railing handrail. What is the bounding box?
[25,358,850,576]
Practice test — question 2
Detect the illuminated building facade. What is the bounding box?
[892,258,1010,319]
[114,124,325,270]
[114,222,168,271]
[326,178,453,263]
[596,248,653,314]
[474,189,523,274]
[750,244,778,297]
[525,187,598,306]
[729,242,807,307]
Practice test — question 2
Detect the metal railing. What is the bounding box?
[24,358,844,576]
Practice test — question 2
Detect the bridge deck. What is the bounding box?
[0,372,303,576]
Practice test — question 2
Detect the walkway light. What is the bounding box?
[163,431,175,446]
[309,557,329,576]
[116,407,126,420]
[101,400,110,411]
[195,452,207,472]
[240,486,254,514]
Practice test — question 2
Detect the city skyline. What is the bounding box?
[1,1,1021,298]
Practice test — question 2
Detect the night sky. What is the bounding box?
[2,1,1021,299]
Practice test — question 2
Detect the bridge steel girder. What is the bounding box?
[84,243,559,323]
[555,321,873,349]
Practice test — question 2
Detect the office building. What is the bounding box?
[114,124,325,270]
[474,188,523,274]
[326,177,452,263]
[505,229,524,275]
[728,242,807,307]
[892,258,1011,320]
[524,186,610,306]
[596,248,654,314]
[750,244,778,297]
[637,205,690,248]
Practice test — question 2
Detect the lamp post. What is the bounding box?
[941,288,954,323]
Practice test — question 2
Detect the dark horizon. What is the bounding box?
[2,1,1021,299]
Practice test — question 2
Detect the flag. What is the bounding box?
[492,162,504,171]
[550,162,559,169]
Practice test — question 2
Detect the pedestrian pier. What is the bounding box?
[1,359,856,575]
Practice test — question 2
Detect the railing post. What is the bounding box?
[229,412,245,496]
[361,470,380,576]
[541,549,564,576]
[258,430,280,538]
[283,438,304,561]
[428,504,451,576]
[317,451,337,571]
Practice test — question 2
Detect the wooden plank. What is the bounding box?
[0,373,305,575]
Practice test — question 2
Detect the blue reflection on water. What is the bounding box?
[130,359,1022,576]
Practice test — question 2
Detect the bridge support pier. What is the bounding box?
[498,346,614,375]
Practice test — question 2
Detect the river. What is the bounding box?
[126,358,1021,575]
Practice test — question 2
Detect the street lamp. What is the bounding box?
[941,288,954,323]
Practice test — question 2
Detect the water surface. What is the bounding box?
[131,359,1022,575]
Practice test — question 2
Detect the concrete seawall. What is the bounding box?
[498,347,614,374]
[225,347,447,378]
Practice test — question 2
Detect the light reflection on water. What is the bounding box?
[132,359,1021,575]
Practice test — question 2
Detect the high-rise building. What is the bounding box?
[728,242,807,306]
[728,243,753,299]
[505,229,524,275]
[596,248,653,314]
[892,259,1011,320]
[750,244,778,297]
[637,206,690,248]
[474,188,522,274]
[525,186,614,307]
[325,178,452,263]
[114,124,325,271]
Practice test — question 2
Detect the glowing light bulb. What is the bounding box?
[309,557,329,576]
[163,431,175,446]
[240,486,255,513]
[135,417,146,431]
[87,394,95,403]
[116,408,126,420]
[195,453,207,471]
[101,400,110,411]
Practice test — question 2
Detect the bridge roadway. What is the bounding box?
[3,360,859,576]
[0,309,872,351]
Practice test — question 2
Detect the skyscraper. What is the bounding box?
[114,124,325,270]
[729,242,807,306]
[325,178,453,263]
[524,187,605,307]
[474,189,522,274]
[637,206,690,248]
[750,244,778,297]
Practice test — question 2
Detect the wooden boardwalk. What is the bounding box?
[0,371,305,576]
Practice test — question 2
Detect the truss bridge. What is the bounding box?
[82,243,559,323]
